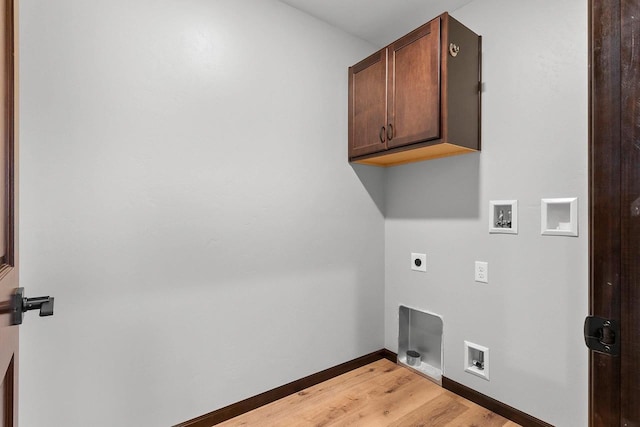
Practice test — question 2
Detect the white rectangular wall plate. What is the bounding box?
[411,253,427,272]
[464,341,489,380]
[474,261,488,283]
[541,197,578,236]
[489,200,518,234]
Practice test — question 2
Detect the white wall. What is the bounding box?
[384,0,588,426]
[18,1,384,426]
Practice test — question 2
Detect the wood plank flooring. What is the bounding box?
[217,359,521,426]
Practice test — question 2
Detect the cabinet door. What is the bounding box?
[387,18,440,149]
[349,49,387,158]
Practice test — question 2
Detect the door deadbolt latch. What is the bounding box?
[584,315,619,356]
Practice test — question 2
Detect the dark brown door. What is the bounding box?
[589,0,640,425]
[348,49,388,158]
[387,17,440,149]
[0,0,16,425]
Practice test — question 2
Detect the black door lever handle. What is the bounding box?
[23,295,54,316]
[11,287,55,325]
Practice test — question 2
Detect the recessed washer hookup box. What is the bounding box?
[398,305,443,385]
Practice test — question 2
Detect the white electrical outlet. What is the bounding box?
[411,253,427,272]
[474,261,488,283]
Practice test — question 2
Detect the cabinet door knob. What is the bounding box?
[387,123,394,141]
[379,126,386,143]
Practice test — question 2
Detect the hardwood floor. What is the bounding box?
[216,359,521,426]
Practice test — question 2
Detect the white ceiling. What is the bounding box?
[279,0,475,47]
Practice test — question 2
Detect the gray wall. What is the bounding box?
[384,0,588,426]
[18,1,385,425]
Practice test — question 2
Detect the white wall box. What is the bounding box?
[489,200,518,234]
[398,305,443,384]
[541,197,578,236]
[464,341,489,381]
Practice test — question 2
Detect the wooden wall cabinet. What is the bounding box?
[348,12,481,167]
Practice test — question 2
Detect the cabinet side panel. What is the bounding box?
[445,16,481,150]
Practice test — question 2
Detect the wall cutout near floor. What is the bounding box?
[398,305,443,384]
